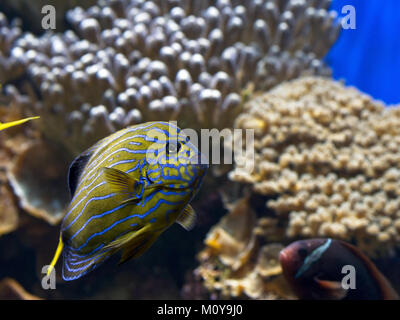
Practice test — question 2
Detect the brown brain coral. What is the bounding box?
[229,76,400,257]
[2,0,340,156]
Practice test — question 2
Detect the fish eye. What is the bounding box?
[298,247,308,259]
[166,141,181,155]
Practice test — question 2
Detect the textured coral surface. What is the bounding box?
[230,76,400,257]
[1,0,339,155]
[195,198,295,299]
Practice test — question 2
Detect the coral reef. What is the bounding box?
[7,139,70,225]
[0,1,97,34]
[0,106,37,233]
[1,0,340,156]
[229,76,400,257]
[0,104,68,225]
[195,198,295,299]
[0,12,24,84]
[0,155,19,236]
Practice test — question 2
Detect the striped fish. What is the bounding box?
[47,121,208,281]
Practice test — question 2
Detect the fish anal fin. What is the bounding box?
[103,224,161,265]
[176,205,197,231]
[314,277,348,300]
[119,232,160,265]
[104,224,152,252]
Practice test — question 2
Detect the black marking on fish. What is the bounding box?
[68,151,93,197]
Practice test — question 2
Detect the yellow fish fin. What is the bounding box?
[103,224,160,264]
[47,235,63,277]
[0,116,40,131]
[101,167,143,201]
[119,231,161,265]
[176,204,197,231]
[104,223,152,251]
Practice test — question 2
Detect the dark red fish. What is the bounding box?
[279,238,399,300]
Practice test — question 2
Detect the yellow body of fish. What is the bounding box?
[47,121,208,280]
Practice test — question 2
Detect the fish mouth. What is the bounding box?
[279,245,301,279]
[279,249,290,265]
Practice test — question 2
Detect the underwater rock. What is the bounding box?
[0,104,68,226]
[195,197,295,299]
[0,107,44,234]
[202,198,257,271]
[0,166,18,236]
[0,0,340,157]
[7,138,70,225]
[0,278,41,300]
[229,76,400,257]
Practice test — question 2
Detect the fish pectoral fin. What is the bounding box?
[314,277,348,300]
[103,224,152,251]
[176,204,197,231]
[119,232,161,265]
[101,167,142,200]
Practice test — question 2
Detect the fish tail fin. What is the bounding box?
[47,235,64,277]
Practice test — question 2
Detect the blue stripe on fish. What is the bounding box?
[47,122,208,281]
[295,238,332,279]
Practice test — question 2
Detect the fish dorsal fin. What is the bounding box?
[176,205,197,231]
[68,150,93,197]
[101,167,143,203]
[339,241,399,300]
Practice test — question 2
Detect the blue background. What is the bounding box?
[326,0,400,105]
